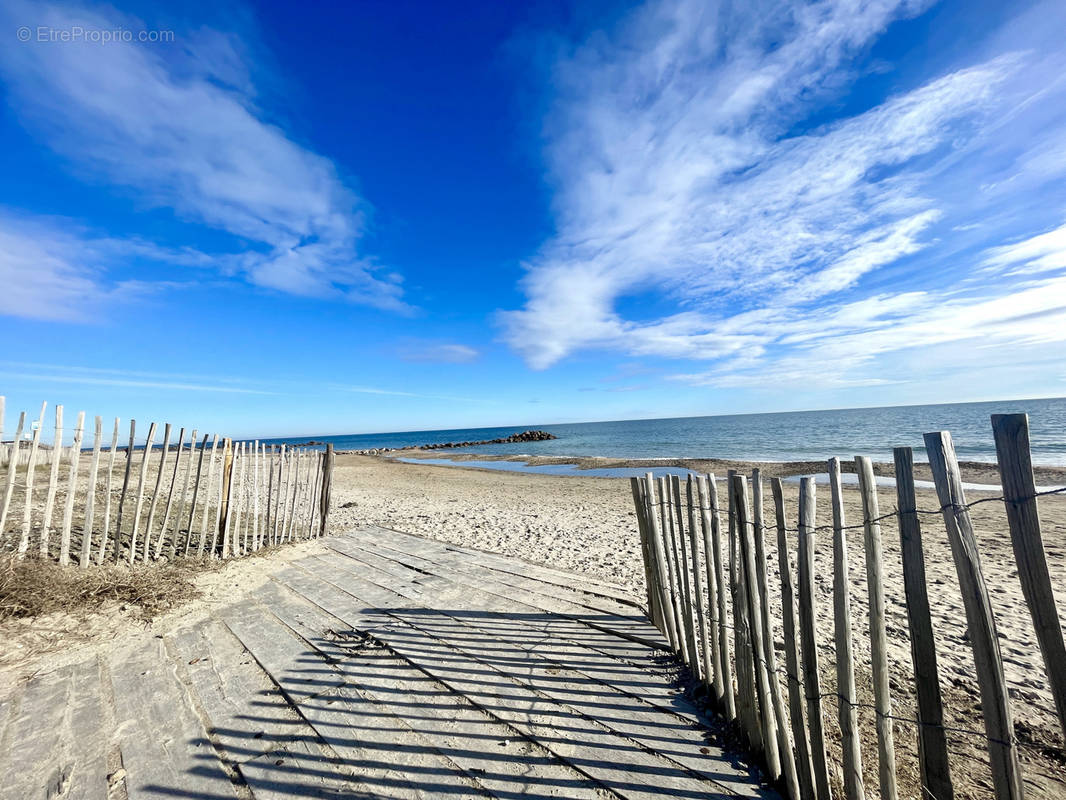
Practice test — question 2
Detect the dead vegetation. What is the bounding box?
[0,553,218,622]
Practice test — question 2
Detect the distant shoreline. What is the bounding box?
[374,448,1066,486]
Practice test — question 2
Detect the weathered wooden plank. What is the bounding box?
[771,478,816,800]
[0,411,25,537]
[331,532,667,651]
[991,413,1066,742]
[256,579,605,800]
[95,417,120,564]
[142,423,172,562]
[797,478,833,800]
[217,599,480,799]
[127,421,158,564]
[687,476,713,690]
[109,637,237,799]
[828,457,865,800]
[0,660,109,800]
[733,474,780,780]
[113,419,136,561]
[893,447,953,800]
[154,426,185,560]
[696,475,725,707]
[16,402,47,555]
[925,431,1024,800]
[752,472,799,800]
[197,434,220,557]
[58,411,86,565]
[705,473,736,721]
[78,416,104,567]
[41,405,64,556]
[282,558,771,800]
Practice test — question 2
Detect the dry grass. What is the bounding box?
[0,554,220,622]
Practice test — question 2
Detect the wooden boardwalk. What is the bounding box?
[0,527,778,799]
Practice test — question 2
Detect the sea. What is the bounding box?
[258,397,1066,467]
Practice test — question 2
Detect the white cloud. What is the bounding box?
[501,0,1066,394]
[981,222,1066,275]
[0,0,406,314]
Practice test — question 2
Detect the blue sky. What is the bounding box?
[1,0,1065,439]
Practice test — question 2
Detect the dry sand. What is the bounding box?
[331,454,1066,800]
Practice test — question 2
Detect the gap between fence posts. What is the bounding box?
[893,446,954,800]
[97,418,120,564]
[797,477,834,800]
[772,477,816,800]
[829,457,865,800]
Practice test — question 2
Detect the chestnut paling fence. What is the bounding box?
[630,413,1066,800]
[0,397,336,565]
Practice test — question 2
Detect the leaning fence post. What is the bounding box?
[114,419,136,561]
[733,473,781,780]
[16,402,47,555]
[991,413,1066,743]
[630,478,659,625]
[0,411,26,537]
[893,447,954,800]
[687,476,713,692]
[829,457,865,800]
[142,423,172,562]
[127,422,157,565]
[925,430,1024,800]
[753,471,799,799]
[318,443,334,537]
[155,426,186,560]
[644,473,679,651]
[772,478,816,800]
[704,474,736,720]
[697,475,726,710]
[797,477,834,800]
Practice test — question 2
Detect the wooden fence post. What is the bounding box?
[687,476,713,689]
[855,456,898,800]
[893,447,954,800]
[669,475,701,676]
[197,434,220,556]
[58,411,86,564]
[772,478,816,800]
[252,441,261,550]
[0,411,25,536]
[319,443,334,538]
[753,471,800,799]
[630,478,659,625]
[925,430,1024,800]
[96,417,120,564]
[644,473,679,651]
[41,405,63,556]
[829,457,865,800]
[127,422,157,564]
[16,402,47,554]
[697,475,727,710]
[114,419,136,560]
[142,423,172,562]
[182,433,207,557]
[704,474,736,720]
[733,473,781,780]
[155,427,186,560]
[657,476,685,655]
[797,477,834,800]
[991,413,1066,742]
[78,416,103,567]
[209,438,228,556]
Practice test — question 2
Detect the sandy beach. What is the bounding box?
[331,454,1066,800]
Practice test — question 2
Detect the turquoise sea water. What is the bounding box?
[258,397,1066,466]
